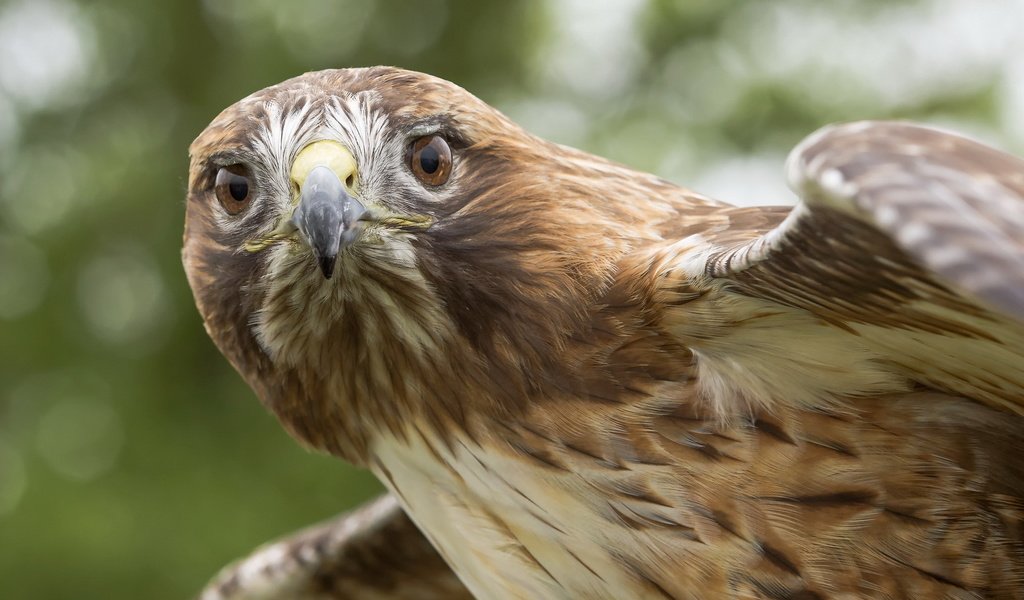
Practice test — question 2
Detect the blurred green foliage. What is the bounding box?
[0,0,1017,597]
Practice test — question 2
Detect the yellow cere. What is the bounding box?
[290,140,359,203]
[243,140,437,253]
[244,141,359,253]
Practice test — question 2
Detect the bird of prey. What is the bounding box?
[184,67,1024,599]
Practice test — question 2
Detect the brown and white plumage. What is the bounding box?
[199,495,471,600]
[184,68,1024,599]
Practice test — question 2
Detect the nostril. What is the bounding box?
[346,174,355,188]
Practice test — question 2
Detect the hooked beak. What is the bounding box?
[290,141,365,279]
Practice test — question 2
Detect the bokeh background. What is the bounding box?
[2,0,1023,597]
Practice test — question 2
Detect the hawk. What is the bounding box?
[184,67,1024,599]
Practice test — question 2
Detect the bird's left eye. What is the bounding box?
[409,135,452,186]
[214,165,253,215]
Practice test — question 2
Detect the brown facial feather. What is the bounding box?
[186,68,1024,599]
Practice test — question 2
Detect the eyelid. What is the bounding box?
[208,151,247,167]
[407,124,442,138]
[203,152,252,189]
[405,119,470,149]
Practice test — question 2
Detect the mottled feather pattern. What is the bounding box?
[184,69,1024,599]
[789,121,1024,321]
[200,495,472,600]
[375,391,1024,599]
[693,123,1024,417]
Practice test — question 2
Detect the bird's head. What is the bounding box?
[183,67,690,458]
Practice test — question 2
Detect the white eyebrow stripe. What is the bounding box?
[214,99,320,238]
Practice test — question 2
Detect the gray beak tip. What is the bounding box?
[318,254,337,279]
[293,165,366,280]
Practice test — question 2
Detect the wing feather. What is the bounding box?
[796,121,1024,316]
[656,121,1024,417]
[709,122,1024,317]
[198,494,470,600]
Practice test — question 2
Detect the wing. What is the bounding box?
[727,121,1024,318]
[652,121,1024,418]
[198,494,471,600]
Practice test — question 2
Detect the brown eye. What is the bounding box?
[409,135,452,186]
[214,165,253,214]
